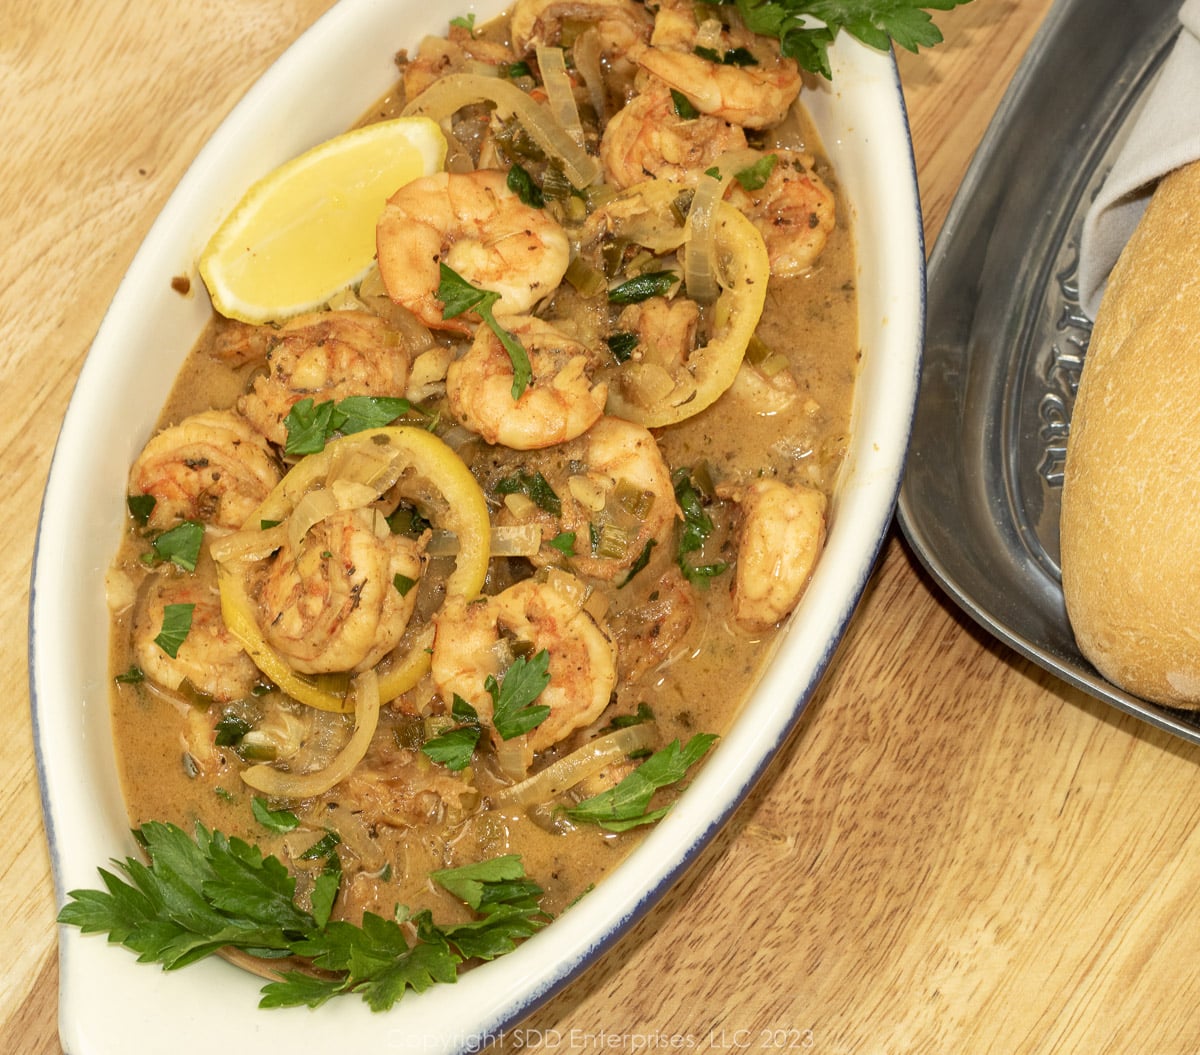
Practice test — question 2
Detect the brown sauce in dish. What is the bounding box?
[106,6,859,931]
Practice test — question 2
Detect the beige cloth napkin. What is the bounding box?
[1077,0,1200,318]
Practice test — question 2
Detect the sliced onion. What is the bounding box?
[427,524,543,558]
[572,28,607,122]
[683,173,724,304]
[402,72,601,188]
[286,480,378,553]
[536,46,585,147]
[208,522,287,564]
[240,669,381,799]
[494,724,657,808]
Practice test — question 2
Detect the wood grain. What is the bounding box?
[11,0,1200,1052]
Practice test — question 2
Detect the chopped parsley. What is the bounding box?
[673,468,729,586]
[670,88,701,119]
[506,162,545,208]
[565,734,718,831]
[142,519,204,572]
[733,153,780,191]
[421,695,483,771]
[605,331,639,363]
[283,394,416,456]
[114,665,145,685]
[618,538,657,588]
[548,530,577,556]
[438,264,532,399]
[251,797,300,834]
[489,650,552,740]
[495,469,562,516]
[126,493,156,525]
[694,43,759,66]
[153,602,194,658]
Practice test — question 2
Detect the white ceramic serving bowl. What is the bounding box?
[29,1,924,1050]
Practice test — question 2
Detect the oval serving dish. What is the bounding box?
[29,0,924,1050]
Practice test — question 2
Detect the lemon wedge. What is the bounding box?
[198,116,447,324]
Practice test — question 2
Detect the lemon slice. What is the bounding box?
[198,116,447,324]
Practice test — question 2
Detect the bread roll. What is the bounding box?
[1061,160,1200,707]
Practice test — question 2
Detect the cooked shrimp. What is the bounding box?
[129,409,281,532]
[495,415,679,581]
[599,83,747,189]
[252,507,427,675]
[725,151,836,276]
[209,316,279,368]
[431,577,617,768]
[237,310,412,448]
[635,4,802,130]
[401,28,515,101]
[511,0,653,86]
[608,565,697,685]
[446,315,608,449]
[132,572,260,703]
[728,358,801,417]
[718,478,827,633]
[615,296,699,374]
[376,169,570,334]
[511,0,652,54]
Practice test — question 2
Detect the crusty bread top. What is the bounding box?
[1060,160,1200,707]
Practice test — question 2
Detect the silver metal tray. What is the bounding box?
[897,0,1200,743]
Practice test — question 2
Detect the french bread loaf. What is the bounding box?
[1061,160,1200,707]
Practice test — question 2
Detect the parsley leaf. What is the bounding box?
[251,797,300,834]
[669,88,700,119]
[507,163,545,208]
[673,468,729,586]
[144,520,204,572]
[734,153,779,191]
[58,821,550,1011]
[283,395,415,455]
[127,493,156,525]
[606,331,639,363]
[437,264,533,398]
[548,530,577,556]
[732,0,971,81]
[495,469,562,516]
[565,734,718,831]
[489,650,552,740]
[694,43,759,66]
[154,603,194,658]
[618,538,657,588]
[421,695,483,771]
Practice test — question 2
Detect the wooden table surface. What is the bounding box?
[8,0,1200,1051]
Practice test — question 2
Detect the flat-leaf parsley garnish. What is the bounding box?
[731,0,973,81]
[565,734,719,832]
[283,394,416,455]
[56,822,550,1012]
[490,649,553,740]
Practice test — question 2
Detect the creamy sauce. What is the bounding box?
[107,8,859,933]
